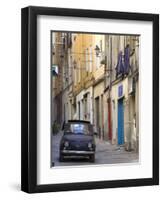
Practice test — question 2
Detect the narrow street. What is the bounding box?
[51,132,139,167]
[51,33,140,164]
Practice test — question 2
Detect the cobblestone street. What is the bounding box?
[51,132,139,167]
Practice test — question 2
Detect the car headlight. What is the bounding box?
[88,142,92,148]
[64,141,69,147]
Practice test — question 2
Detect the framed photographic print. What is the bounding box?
[21,6,159,193]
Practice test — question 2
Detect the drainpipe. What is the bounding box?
[128,95,132,151]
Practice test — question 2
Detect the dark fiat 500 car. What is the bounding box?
[59,120,96,162]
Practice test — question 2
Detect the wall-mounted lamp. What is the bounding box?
[94,45,101,57]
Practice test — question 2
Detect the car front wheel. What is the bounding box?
[89,154,95,162]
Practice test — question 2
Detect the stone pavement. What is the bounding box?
[51,132,139,167]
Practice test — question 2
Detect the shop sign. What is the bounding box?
[118,84,123,97]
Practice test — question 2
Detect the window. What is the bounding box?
[86,48,89,73]
[89,46,93,72]
[78,60,81,82]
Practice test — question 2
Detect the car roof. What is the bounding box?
[68,120,90,124]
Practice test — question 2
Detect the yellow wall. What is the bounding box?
[71,33,105,95]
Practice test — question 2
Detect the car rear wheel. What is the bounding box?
[89,154,95,162]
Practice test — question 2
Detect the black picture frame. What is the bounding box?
[21,6,159,193]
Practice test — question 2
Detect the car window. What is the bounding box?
[70,123,91,135]
[64,123,93,135]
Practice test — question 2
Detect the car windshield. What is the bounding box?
[65,123,93,135]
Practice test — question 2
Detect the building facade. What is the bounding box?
[104,35,139,151]
[52,32,139,151]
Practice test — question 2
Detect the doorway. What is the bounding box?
[117,98,124,145]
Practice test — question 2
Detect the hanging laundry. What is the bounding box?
[116,51,124,76]
[124,44,130,74]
